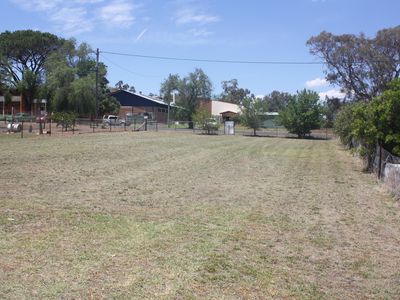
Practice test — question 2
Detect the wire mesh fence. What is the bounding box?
[0,117,161,137]
[1,116,336,140]
[373,145,400,198]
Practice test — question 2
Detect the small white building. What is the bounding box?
[199,99,241,119]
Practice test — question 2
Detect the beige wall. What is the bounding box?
[211,101,240,115]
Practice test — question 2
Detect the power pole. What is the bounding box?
[95,48,99,118]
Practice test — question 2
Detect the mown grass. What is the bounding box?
[1,131,400,299]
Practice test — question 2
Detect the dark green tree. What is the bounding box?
[321,97,343,128]
[45,40,112,116]
[241,97,268,136]
[334,103,356,146]
[0,30,64,109]
[262,91,293,112]
[350,79,400,158]
[279,89,322,138]
[220,79,250,105]
[160,69,212,126]
[99,96,120,115]
[307,26,400,101]
[160,73,181,103]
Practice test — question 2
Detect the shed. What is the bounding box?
[111,90,172,122]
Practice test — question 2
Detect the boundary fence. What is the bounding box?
[373,145,400,198]
[1,117,335,140]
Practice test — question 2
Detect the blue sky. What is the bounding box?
[1,0,399,99]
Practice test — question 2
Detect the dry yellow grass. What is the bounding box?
[1,131,400,299]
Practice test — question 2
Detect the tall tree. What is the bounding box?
[45,40,112,116]
[279,89,322,138]
[115,80,131,91]
[160,73,181,103]
[179,68,212,118]
[220,79,250,105]
[307,26,400,101]
[262,91,292,112]
[160,69,212,124]
[0,30,64,108]
[321,97,343,128]
[241,97,268,136]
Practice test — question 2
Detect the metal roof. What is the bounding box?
[111,90,178,108]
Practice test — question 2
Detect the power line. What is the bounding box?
[101,54,162,78]
[100,50,325,65]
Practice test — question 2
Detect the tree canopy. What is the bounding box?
[160,68,212,123]
[307,26,400,101]
[240,97,268,136]
[220,79,250,105]
[335,79,400,159]
[0,30,65,106]
[279,89,322,138]
[262,91,292,112]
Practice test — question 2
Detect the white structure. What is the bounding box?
[200,99,241,117]
[211,100,240,115]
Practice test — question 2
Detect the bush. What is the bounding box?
[334,79,400,169]
[192,108,219,134]
[52,112,77,131]
[334,103,356,146]
[279,89,322,138]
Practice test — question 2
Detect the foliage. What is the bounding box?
[307,26,400,101]
[240,97,268,136]
[279,89,322,138]
[44,39,113,116]
[334,79,400,168]
[160,69,212,125]
[192,108,219,134]
[262,91,293,112]
[52,111,77,130]
[0,30,64,107]
[373,79,400,155]
[333,103,356,146]
[220,79,250,105]
[115,80,131,91]
[351,79,400,156]
[159,73,180,103]
[321,97,343,128]
[99,96,120,115]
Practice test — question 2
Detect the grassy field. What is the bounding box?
[1,132,400,299]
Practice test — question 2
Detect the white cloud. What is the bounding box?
[10,0,137,35]
[175,8,220,25]
[318,89,346,100]
[11,0,63,11]
[74,0,104,3]
[305,77,328,88]
[187,28,213,38]
[51,7,93,35]
[98,0,136,28]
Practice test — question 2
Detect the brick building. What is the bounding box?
[111,90,172,123]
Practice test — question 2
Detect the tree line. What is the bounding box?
[2,26,399,154]
[0,30,119,117]
[307,26,400,167]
